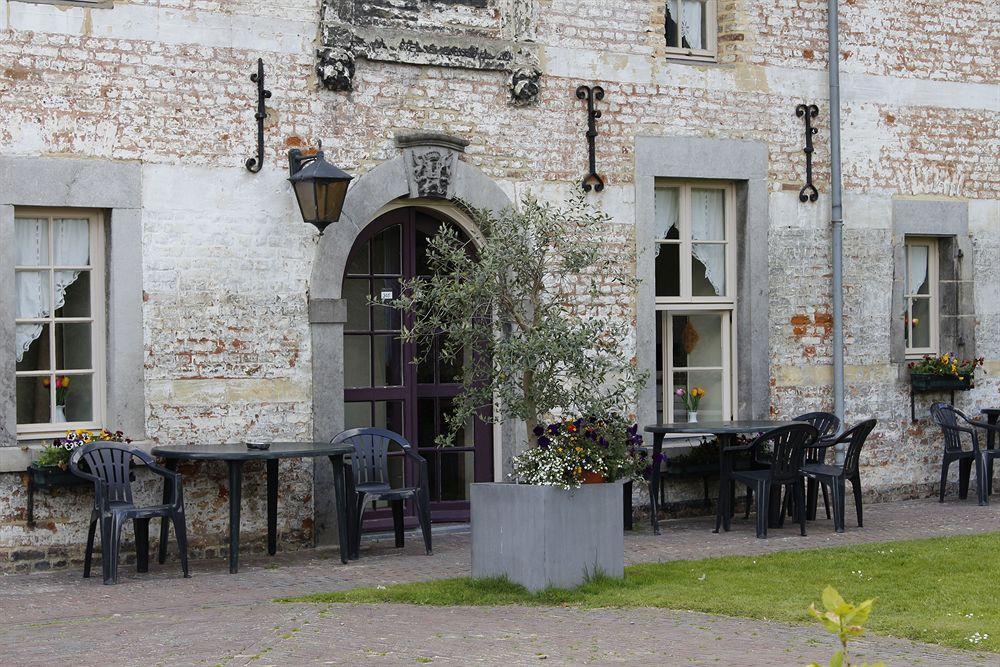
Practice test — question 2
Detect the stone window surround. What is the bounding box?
[890,199,974,365]
[635,135,771,432]
[0,156,144,472]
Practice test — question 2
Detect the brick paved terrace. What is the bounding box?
[2,498,998,666]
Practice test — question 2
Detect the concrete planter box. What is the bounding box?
[471,481,624,592]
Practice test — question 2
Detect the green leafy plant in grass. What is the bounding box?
[807,586,884,667]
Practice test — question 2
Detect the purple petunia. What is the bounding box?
[548,423,560,435]
[598,436,609,448]
[538,436,551,448]
[533,424,545,436]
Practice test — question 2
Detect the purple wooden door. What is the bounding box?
[342,208,493,528]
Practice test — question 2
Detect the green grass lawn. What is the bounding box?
[282,532,1000,653]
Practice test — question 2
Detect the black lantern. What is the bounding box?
[287,143,353,234]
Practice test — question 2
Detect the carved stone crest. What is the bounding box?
[395,131,470,200]
[510,67,541,106]
[412,150,454,198]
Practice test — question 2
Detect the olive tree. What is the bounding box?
[390,194,646,444]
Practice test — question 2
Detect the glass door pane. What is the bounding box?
[662,310,730,422]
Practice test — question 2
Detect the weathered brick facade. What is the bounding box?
[0,0,996,571]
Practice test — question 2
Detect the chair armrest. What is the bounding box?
[146,462,184,505]
[963,415,1000,434]
[403,448,430,490]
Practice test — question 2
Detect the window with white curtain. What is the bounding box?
[664,0,718,62]
[14,208,106,436]
[654,181,736,422]
[904,237,939,357]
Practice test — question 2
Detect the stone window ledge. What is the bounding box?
[0,440,155,474]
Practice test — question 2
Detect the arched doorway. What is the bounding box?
[341,206,493,527]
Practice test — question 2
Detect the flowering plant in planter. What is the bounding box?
[908,353,984,382]
[512,416,646,489]
[42,375,72,405]
[34,429,132,470]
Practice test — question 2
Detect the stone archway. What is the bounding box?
[309,132,512,544]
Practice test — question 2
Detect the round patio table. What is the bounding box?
[644,421,800,535]
[151,442,354,573]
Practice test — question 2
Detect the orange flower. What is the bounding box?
[42,377,51,387]
[60,376,71,388]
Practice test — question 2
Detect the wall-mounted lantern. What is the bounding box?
[287,142,353,234]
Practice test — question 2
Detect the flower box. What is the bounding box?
[471,481,624,591]
[27,464,91,490]
[910,373,973,392]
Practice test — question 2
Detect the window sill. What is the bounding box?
[0,440,154,474]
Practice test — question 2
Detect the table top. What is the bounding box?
[151,442,354,461]
[644,420,801,435]
[982,408,1000,417]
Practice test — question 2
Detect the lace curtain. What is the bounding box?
[654,188,679,248]
[15,218,90,363]
[681,0,704,50]
[690,189,725,296]
[906,244,929,295]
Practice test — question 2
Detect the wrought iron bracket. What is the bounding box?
[576,84,605,192]
[245,58,272,173]
[796,103,819,202]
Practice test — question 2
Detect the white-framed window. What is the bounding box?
[903,236,939,358]
[654,181,736,422]
[14,208,106,438]
[664,0,718,62]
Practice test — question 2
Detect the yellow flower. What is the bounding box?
[575,446,583,453]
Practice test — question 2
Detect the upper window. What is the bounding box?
[654,182,734,302]
[664,0,718,62]
[15,208,106,438]
[903,236,939,357]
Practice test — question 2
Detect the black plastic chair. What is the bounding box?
[800,419,877,532]
[930,404,996,505]
[729,423,818,538]
[70,442,189,585]
[793,411,841,520]
[930,402,986,503]
[331,428,432,558]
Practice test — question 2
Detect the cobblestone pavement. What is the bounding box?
[1,498,997,666]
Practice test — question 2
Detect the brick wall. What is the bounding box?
[0,0,996,570]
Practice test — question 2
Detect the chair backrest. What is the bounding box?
[834,418,878,477]
[751,423,818,481]
[793,411,841,440]
[930,402,969,453]
[331,427,411,488]
[69,441,152,507]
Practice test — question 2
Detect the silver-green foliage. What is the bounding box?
[390,194,647,444]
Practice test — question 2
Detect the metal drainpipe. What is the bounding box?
[828,0,846,461]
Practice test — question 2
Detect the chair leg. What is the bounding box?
[939,459,950,502]
[744,487,752,520]
[822,483,832,519]
[958,458,972,499]
[794,480,807,537]
[391,499,405,548]
[832,478,846,533]
[134,518,150,573]
[850,474,863,527]
[353,495,368,559]
[171,512,190,578]
[806,477,819,521]
[104,514,124,585]
[83,511,98,579]
[416,490,433,556]
[755,481,769,539]
[976,455,988,506]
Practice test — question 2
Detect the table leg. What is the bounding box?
[768,486,783,528]
[329,455,350,565]
[715,435,734,533]
[227,461,244,574]
[988,415,998,495]
[158,459,178,564]
[266,459,278,556]
[649,432,664,535]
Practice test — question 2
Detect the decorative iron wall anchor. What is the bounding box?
[576,84,605,192]
[796,103,819,202]
[245,58,272,173]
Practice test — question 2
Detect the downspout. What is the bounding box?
[828,0,846,455]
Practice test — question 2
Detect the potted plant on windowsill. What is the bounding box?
[908,353,984,391]
[390,193,647,591]
[29,429,132,486]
